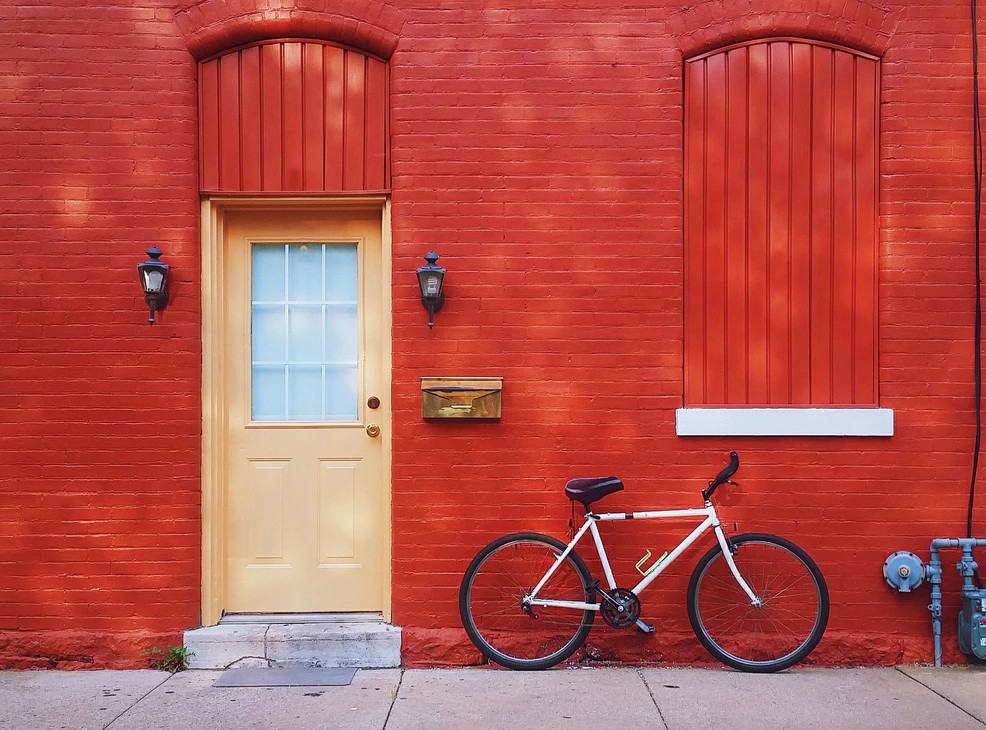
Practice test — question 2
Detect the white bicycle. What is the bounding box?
[459,452,829,672]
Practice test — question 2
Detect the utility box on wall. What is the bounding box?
[421,377,503,419]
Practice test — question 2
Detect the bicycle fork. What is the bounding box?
[710,508,763,608]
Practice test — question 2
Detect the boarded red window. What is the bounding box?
[198,40,389,194]
[684,38,879,407]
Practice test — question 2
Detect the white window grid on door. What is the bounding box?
[250,241,359,422]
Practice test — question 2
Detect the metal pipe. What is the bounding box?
[931,538,986,548]
[928,543,943,667]
[927,538,986,666]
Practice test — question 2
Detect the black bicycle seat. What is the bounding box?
[564,476,624,506]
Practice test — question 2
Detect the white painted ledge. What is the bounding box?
[675,408,894,437]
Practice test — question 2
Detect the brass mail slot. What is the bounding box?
[421,377,503,419]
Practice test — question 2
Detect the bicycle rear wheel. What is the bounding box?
[459,532,595,670]
[687,533,829,672]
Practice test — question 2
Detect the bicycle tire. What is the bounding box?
[687,532,829,673]
[459,532,595,670]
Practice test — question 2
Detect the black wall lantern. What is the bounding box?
[137,246,170,325]
[416,251,446,328]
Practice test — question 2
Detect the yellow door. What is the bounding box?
[223,207,388,613]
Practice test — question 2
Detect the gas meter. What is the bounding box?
[958,590,986,660]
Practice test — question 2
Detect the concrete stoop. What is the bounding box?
[183,622,401,669]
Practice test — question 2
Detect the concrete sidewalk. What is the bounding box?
[1,666,984,730]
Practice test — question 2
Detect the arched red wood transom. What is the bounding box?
[198,40,389,194]
[683,38,879,407]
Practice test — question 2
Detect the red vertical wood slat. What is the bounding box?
[810,47,835,403]
[239,46,262,191]
[767,42,792,404]
[704,52,728,405]
[200,59,220,191]
[324,45,346,191]
[831,51,856,404]
[853,58,879,405]
[724,48,749,404]
[302,43,325,191]
[281,43,304,191]
[344,51,366,190]
[683,60,707,406]
[745,43,770,404]
[384,62,391,189]
[260,43,283,192]
[789,42,813,404]
[218,52,241,190]
[364,58,388,190]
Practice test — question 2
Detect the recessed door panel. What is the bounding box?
[317,460,359,562]
[249,460,287,561]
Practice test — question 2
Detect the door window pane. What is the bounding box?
[252,366,286,420]
[287,244,323,302]
[325,245,358,301]
[252,304,286,363]
[251,243,359,421]
[325,304,358,362]
[325,366,359,420]
[288,305,322,362]
[252,245,285,301]
[287,366,323,420]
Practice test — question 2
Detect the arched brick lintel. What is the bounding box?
[174,1,405,61]
[668,0,899,59]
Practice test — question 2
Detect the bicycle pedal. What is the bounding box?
[635,619,656,634]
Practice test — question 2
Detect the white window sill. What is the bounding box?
[675,408,894,437]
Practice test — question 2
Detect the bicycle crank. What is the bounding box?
[597,587,641,629]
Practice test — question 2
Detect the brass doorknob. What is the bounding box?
[366,424,381,438]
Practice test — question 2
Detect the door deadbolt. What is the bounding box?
[367,396,381,409]
[366,424,381,438]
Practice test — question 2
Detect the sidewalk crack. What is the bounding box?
[382,668,405,730]
[635,668,670,730]
[220,655,270,670]
[896,666,986,726]
[102,672,173,729]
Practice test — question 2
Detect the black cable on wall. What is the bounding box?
[968,0,983,539]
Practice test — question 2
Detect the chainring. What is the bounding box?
[600,588,641,629]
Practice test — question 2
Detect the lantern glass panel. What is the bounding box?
[425,274,440,296]
[143,269,165,293]
[418,271,443,298]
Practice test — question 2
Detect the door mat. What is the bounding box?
[214,666,357,687]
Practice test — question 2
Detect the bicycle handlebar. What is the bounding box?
[702,451,739,501]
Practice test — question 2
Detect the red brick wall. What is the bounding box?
[0,1,200,668]
[0,0,983,668]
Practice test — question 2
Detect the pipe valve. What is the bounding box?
[883,551,925,592]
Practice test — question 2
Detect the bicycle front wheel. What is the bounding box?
[459,532,595,670]
[687,533,829,672]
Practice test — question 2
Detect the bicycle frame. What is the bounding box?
[527,502,760,612]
